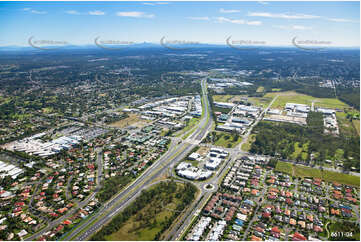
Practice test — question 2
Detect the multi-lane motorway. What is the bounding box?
[27,78,278,241]
[61,78,213,240]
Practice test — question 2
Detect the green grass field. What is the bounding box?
[265,91,350,109]
[247,97,273,108]
[213,95,234,103]
[275,161,359,187]
[212,131,242,148]
[336,112,358,137]
[275,161,293,175]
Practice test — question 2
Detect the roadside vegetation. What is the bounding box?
[91,180,197,241]
[241,134,256,152]
[174,117,199,138]
[96,176,133,203]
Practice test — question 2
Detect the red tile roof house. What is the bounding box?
[292,232,307,241]
[251,189,259,196]
[255,226,265,233]
[63,220,72,225]
[262,212,271,219]
[15,202,25,207]
[313,225,323,233]
[271,227,281,238]
[251,235,262,241]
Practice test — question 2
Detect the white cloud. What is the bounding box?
[273,25,312,30]
[65,10,81,15]
[248,11,357,23]
[292,25,312,30]
[143,2,168,6]
[187,16,210,21]
[248,12,320,19]
[216,17,262,26]
[23,8,47,14]
[247,21,262,26]
[325,17,358,23]
[116,11,154,18]
[216,17,245,24]
[220,8,240,13]
[89,10,105,15]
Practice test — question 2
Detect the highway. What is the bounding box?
[62,78,213,240]
[166,95,280,240]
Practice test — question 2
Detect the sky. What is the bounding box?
[0,1,359,47]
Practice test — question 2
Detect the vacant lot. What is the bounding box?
[196,146,210,156]
[275,161,293,176]
[212,131,242,148]
[275,161,359,187]
[213,95,234,103]
[110,113,150,128]
[265,91,349,109]
[336,112,358,137]
[247,96,273,108]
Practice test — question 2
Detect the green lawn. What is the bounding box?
[336,112,358,136]
[213,95,234,103]
[294,166,322,178]
[275,161,359,187]
[265,91,350,109]
[106,206,174,241]
[213,131,242,148]
[275,161,293,175]
[247,97,273,108]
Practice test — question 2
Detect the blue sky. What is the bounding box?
[0,1,359,47]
